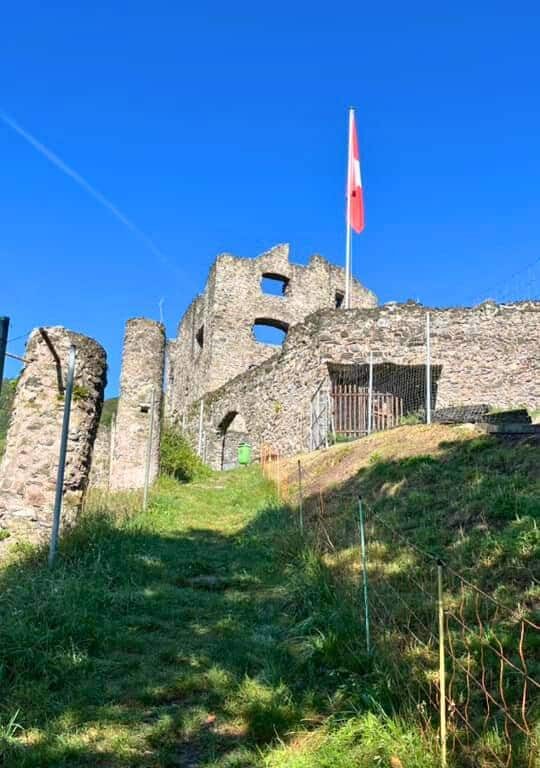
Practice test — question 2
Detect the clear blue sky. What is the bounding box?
[2,1,539,393]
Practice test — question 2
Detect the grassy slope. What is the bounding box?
[279,425,539,601]
[274,425,540,766]
[0,426,538,767]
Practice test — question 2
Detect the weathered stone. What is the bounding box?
[109,318,165,490]
[0,327,106,532]
[182,301,540,469]
[88,422,112,488]
[165,244,377,420]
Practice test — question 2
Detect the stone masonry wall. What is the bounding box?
[165,244,377,420]
[0,327,107,533]
[88,422,112,488]
[185,301,540,469]
[110,318,165,490]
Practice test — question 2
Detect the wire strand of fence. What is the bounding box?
[361,500,539,767]
[259,440,539,766]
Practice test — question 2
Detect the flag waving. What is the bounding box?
[347,109,365,233]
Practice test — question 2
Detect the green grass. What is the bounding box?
[99,397,119,426]
[0,466,439,767]
[0,432,538,766]
[294,432,540,766]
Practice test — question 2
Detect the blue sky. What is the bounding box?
[2,1,539,393]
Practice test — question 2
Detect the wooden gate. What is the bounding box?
[331,383,403,439]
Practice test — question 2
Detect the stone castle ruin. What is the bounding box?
[0,243,539,538]
[165,243,377,418]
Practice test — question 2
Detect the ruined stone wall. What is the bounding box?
[165,244,377,420]
[110,318,165,491]
[185,301,540,469]
[88,422,112,488]
[0,327,106,533]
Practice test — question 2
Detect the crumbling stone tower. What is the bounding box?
[165,244,377,419]
[110,318,166,491]
[0,327,106,534]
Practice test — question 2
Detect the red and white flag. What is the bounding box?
[347,109,365,233]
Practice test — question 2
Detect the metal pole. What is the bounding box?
[297,459,304,534]
[197,399,204,456]
[344,109,353,310]
[0,317,9,396]
[437,562,447,768]
[142,387,156,512]
[48,345,76,568]
[426,312,432,425]
[367,352,373,435]
[358,497,371,654]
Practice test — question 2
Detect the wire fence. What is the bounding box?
[361,504,539,767]
[261,453,540,767]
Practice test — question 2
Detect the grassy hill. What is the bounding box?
[0,426,537,767]
[99,396,118,426]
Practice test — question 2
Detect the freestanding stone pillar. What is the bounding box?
[110,318,165,490]
[0,327,107,535]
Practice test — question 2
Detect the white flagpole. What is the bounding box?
[344,108,354,309]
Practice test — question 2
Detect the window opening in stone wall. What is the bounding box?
[260,273,289,297]
[335,291,344,308]
[252,318,289,346]
[195,325,204,349]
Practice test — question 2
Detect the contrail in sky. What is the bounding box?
[0,110,173,268]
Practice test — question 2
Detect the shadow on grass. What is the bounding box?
[0,435,537,767]
[298,432,539,766]
[0,493,334,767]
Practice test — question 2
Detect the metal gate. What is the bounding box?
[331,383,403,440]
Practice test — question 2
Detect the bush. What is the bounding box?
[159,427,210,482]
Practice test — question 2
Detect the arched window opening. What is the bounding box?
[260,273,289,297]
[252,318,289,346]
[335,291,344,309]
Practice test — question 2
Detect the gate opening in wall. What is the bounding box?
[332,384,403,439]
[313,362,441,444]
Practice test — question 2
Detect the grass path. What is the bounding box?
[0,469,303,767]
[4,430,536,767]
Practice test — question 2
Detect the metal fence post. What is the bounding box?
[358,497,371,654]
[297,459,304,534]
[142,387,156,512]
[426,312,432,424]
[367,352,373,435]
[48,345,76,568]
[0,317,10,395]
[437,562,447,767]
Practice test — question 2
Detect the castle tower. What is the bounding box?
[165,244,377,420]
[110,318,166,491]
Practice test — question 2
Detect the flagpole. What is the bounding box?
[345,108,354,309]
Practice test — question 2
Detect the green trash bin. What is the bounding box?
[238,442,252,466]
